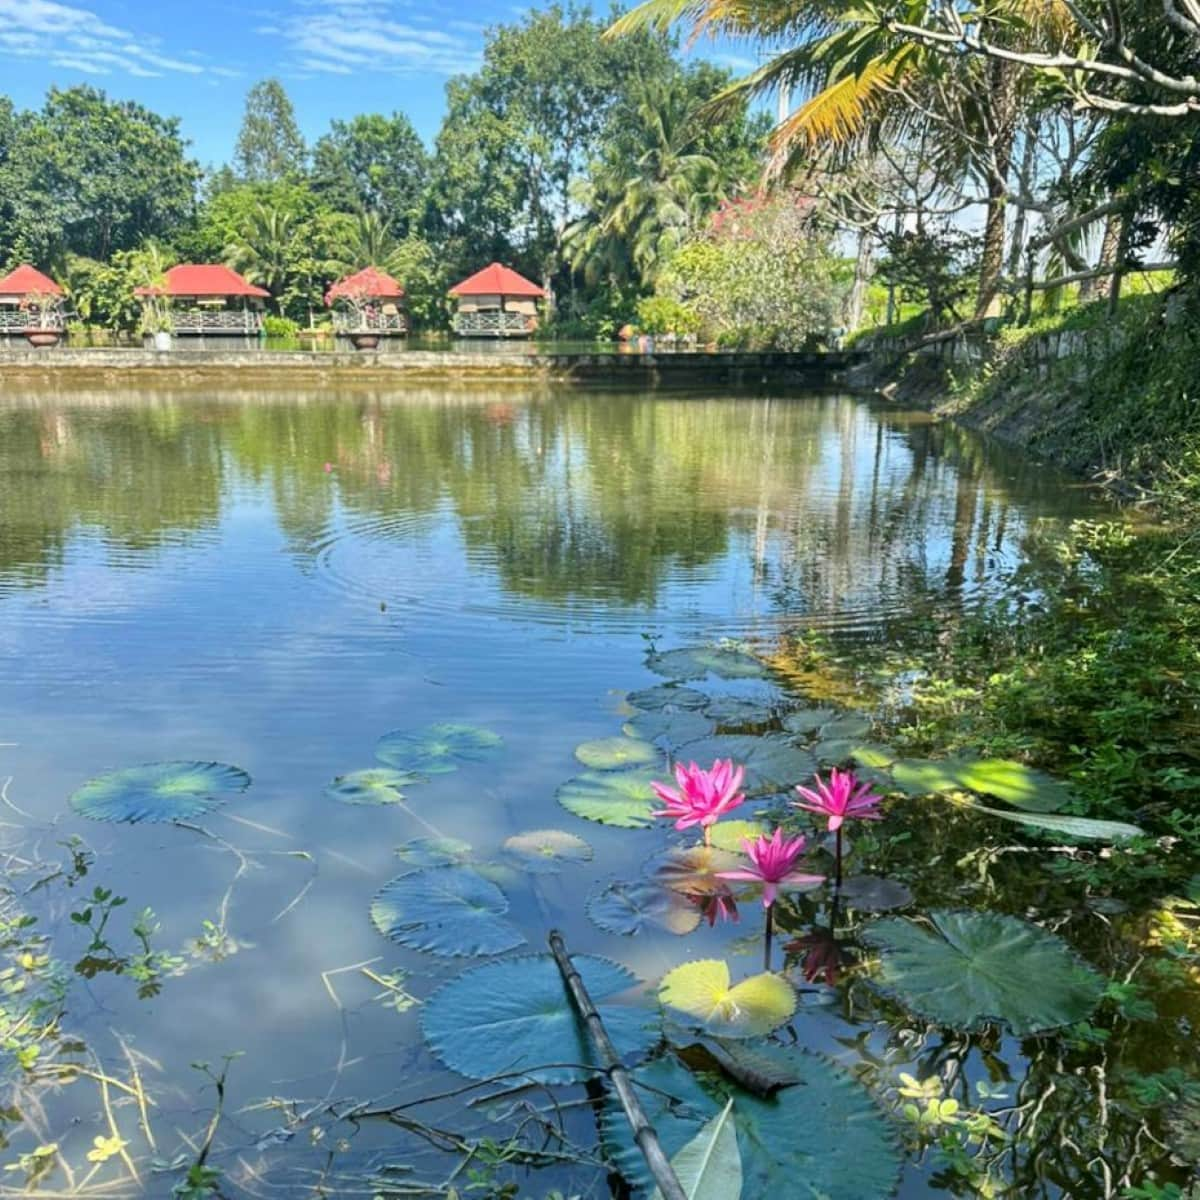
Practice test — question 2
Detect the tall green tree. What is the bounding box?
[311,113,429,234]
[234,79,307,183]
[226,205,300,310]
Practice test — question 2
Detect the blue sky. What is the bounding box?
[0,0,756,168]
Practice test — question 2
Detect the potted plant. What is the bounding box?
[338,287,381,350]
[21,290,65,348]
[133,244,174,351]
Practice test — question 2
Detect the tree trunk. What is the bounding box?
[1086,212,1123,301]
[1006,119,1039,281]
[845,230,873,333]
[974,60,1019,320]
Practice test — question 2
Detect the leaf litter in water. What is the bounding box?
[861,908,1104,1035]
[557,767,661,827]
[370,866,525,957]
[587,880,701,936]
[70,761,250,824]
[326,768,420,805]
[422,954,656,1084]
[376,723,503,775]
[574,736,660,770]
[503,829,593,874]
[658,959,795,1039]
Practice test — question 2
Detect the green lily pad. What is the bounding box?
[394,836,474,869]
[676,735,815,796]
[326,768,420,806]
[812,742,897,769]
[657,1100,741,1200]
[370,866,525,957]
[603,1052,900,1199]
[648,845,743,895]
[623,710,716,747]
[862,909,1104,1035]
[557,767,661,828]
[888,758,1072,811]
[972,804,1143,842]
[70,761,250,824]
[659,960,796,1039]
[781,708,836,735]
[627,685,709,712]
[587,880,701,936]
[704,697,775,727]
[376,723,503,775]
[575,736,659,770]
[503,829,593,874]
[648,647,766,682]
[818,714,873,740]
[422,954,656,1084]
[707,819,770,852]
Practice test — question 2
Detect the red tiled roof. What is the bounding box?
[0,264,64,296]
[134,264,270,298]
[449,262,544,298]
[325,266,405,305]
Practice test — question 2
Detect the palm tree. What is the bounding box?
[330,211,401,275]
[226,205,297,311]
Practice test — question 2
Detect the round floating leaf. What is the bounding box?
[623,710,715,747]
[888,758,1071,811]
[587,881,701,936]
[558,767,660,828]
[370,866,525,957]
[574,736,659,770]
[818,714,873,741]
[862,909,1104,1034]
[812,742,897,770]
[627,685,709,712]
[839,874,913,912]
[704,697,775,727]
[659,960,795,1038]
[603,1051,900,1200]
[421,954,656,1084]
[781,708,836,735]
[648,845,743,895]
[677,735,815,796]
[376,723,503,775]
[395,836,473,868]
[648,647,766,682]
[326,768,419,806]
[503,829,593,874]
[707,819,770,853]
[70,761,249,824]
[972,804,1143,842]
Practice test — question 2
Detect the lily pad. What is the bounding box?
[603,1052,900,1199]
[623,710,715,747]
[70,761,250,824]
[395,836,473,869]
[575,736,659,770]
[376,723,503,775]
[659,960,796,1039]
[655,1100,741,1200]
[627,685,709,712]
[839,874,913,912]
[707,819,771,853]
[704,697,775,727]
[781,707,836,735]
[972,804,1143,842]
[558,767,660,828]
[422,954,656,1084]
[888,758,1072,811]
[326,768,419,806]
[648,845,743,895]
[648,647,766,682]
[818,714,873,740]
[587,880,701,936]
[812,742,897,770]
[676,735,815,796]
[862,909,1104,1035]
[503,829,593,874]
[370,866,525,957]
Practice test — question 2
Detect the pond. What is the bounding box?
[0,383,1188,1199]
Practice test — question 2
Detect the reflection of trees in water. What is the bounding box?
[0,388,1098,619]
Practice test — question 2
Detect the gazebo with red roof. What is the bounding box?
[324,266,407,339]
[449,262,545,338]
[134,264,271,336]
[0,265,66,342]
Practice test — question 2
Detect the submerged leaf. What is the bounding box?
[888,758,1072,811]
[503,829,593,874]
[627,685,709,712]
[558,767,661,828]
[370,866,525,957]
[70,761,250,824]
[862,909,1104,1035]
[676,735,814,796]
[659,960,795,1039]
[376,723,503,775]
[648,647,766,682]
[652,1099,742,1200]
[587,880,701,936]
[422,954,656,1084]
[394,836,473,869]
[326,768,419,806]
[575,736,660,770]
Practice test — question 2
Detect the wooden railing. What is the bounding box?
[454,309,535,337]
[332,311,407,334]
[169,308,264,334]
[0,308,66,332]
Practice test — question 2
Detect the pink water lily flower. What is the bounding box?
[651,758,746,841]
[793,768,885,832]
[716,828,824,908]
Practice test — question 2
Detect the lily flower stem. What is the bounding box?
[835,827,843,891]
[703,826,711,848]
[763,904,774,972]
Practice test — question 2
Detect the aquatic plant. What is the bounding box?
[794,767,885,887]
[650,758,746,845]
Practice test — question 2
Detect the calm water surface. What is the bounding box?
[0,385,1111,1197]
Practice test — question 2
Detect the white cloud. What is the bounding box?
[0,0,212,79]
[275,0,481,77]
